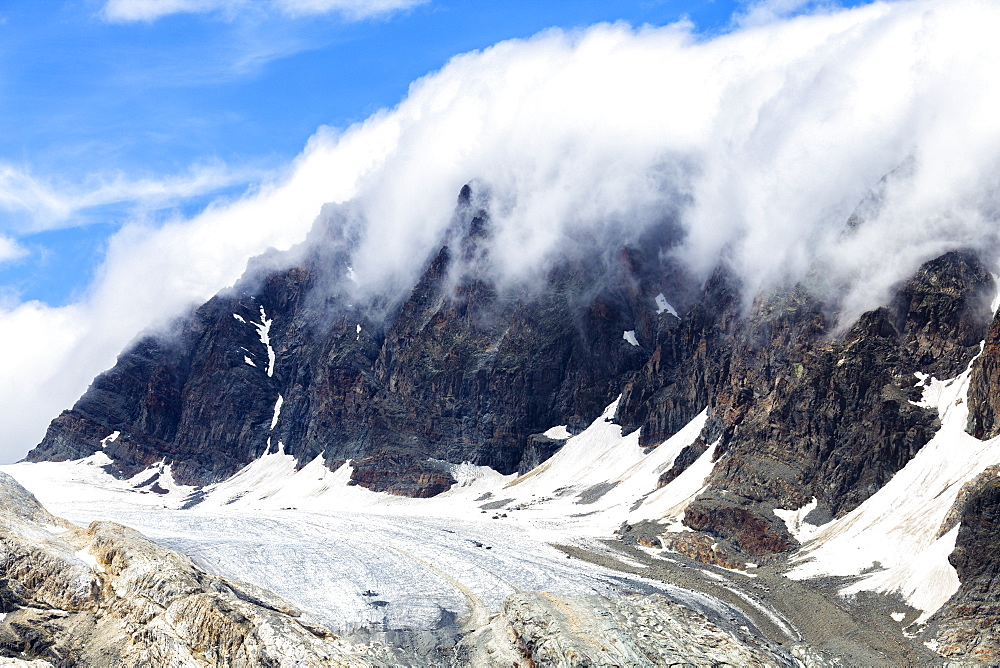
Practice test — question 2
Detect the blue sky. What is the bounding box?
[0,0,866,307]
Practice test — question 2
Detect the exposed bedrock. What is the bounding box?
[28,186,693,495]
[618,249,995,558]
[931,467,1000,662]
[456,591,799,667]
[0,472,382,666]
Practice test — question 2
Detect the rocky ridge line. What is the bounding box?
[0,472,386,666]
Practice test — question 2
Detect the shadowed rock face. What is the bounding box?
[27,188,691,495]
[939,305,1000,661]
[967,309,1000,441]
[0,472,378,666]
[614,249,995,557]
[931,467,1000,662]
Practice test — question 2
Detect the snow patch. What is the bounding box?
[99,431,120,449]
[75,546,105,573]
[655,293,678,317]
[255,307,276,377]
[84,451,113,467]
[542,425,571,440]
[448,461,509,491]
[232,313,246,324]
[356,323,361,341]
[623,330,639,347]
[270,395,283,430]
[629,435,716,527]
[891,612,906,622]
[244,355,256,367]
[774,498,822,543]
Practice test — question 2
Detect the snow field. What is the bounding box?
[1,400,723,633]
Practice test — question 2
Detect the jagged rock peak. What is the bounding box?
[26,184,686,497]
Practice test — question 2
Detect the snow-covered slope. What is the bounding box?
[8,353,1000,651]
[786,353,1000,624]
[1,399,725,636]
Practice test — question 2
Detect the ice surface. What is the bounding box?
[623,330,639,347]
[787,356,1000,622]
[655,293,679,318]
[1,399,738,635]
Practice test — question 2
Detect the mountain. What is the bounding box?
[13,179,1000,663]
[27,184,686,496]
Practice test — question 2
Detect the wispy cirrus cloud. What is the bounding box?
[101,0,428,23]
[0,161,263,233]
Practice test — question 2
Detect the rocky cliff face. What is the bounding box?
[27,186,690,496]
[27,183,997,541]
[930,465,1000,662]
[932,304,1000,662]
[0,472,384,666]
[616,249,995,558]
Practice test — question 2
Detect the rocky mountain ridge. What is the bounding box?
[0,472,385,666]
[18,180,1000,663]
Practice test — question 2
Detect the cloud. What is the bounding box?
[0,235,26,264]
[734,0,842,27]
[101,0,428,23]
[0,161,262,233]
[5,0,1000,463]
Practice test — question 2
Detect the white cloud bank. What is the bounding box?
[4,0,1000,463]
[101,0,428,23]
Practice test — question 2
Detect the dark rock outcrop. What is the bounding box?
[618,249,994,558]
[967,309,1000,440]
[931,468,1000,662]
[28,188,690,495]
